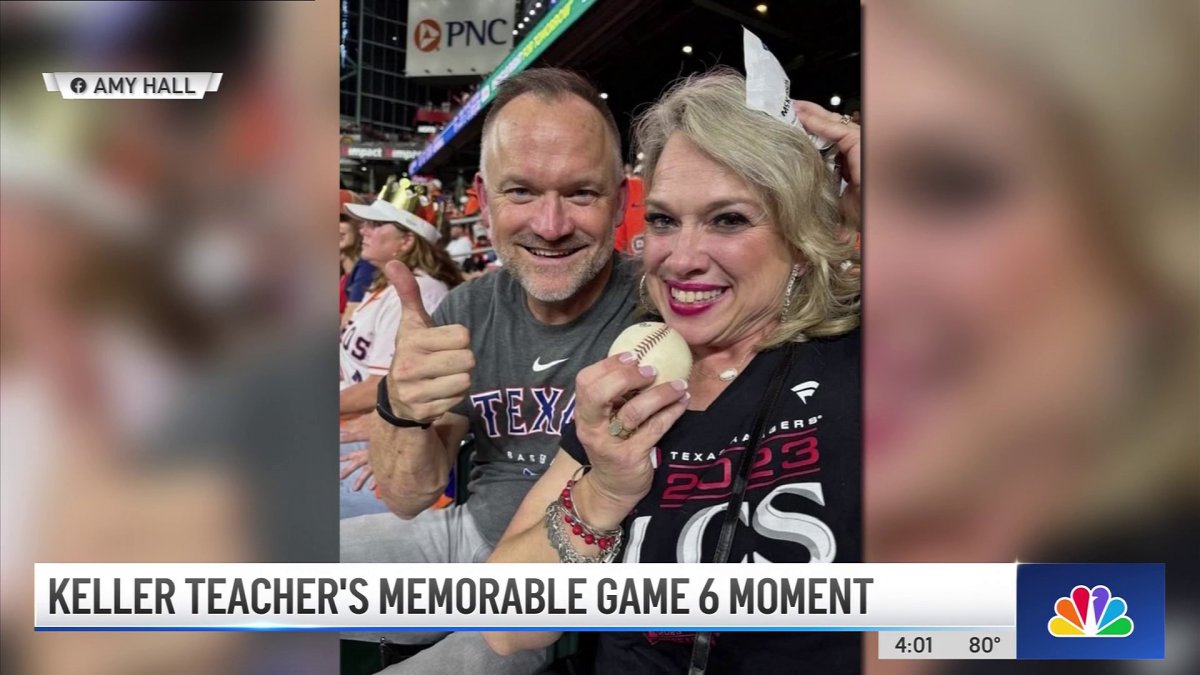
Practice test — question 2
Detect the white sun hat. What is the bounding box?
[344,177,439,244]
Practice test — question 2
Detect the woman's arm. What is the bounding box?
[338,375,379,415]
[484,453,641,655]
[483,352,690,656]
[483,454,576,654]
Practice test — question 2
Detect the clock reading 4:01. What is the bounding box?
[894,636,933,653]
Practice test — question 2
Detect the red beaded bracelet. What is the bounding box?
[558,478,621,552]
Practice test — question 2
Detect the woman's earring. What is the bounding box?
[639,273,655,314]
[780,264,802,320]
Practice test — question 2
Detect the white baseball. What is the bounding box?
[607,321,692,388]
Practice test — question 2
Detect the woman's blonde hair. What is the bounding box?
[632,68,860,348]
[899,0,1199,532]
[370,230,464,292]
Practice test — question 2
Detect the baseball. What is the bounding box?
[607,321,692,387]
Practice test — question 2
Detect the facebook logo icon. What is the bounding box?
[70,78,87,94]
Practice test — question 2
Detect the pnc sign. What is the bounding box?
[414,19,442,52]
[413,18,508,52]
[406,0,512,77]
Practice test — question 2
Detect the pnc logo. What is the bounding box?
[414,19,441,52]
[413,18,509,53]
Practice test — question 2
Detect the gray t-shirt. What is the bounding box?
[431,253,638,545]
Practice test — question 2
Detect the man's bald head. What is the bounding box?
[479,68,623,183]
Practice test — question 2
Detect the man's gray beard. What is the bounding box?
[497,230,615,304]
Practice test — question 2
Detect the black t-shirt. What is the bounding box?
[561,330,862,674]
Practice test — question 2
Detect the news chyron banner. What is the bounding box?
[44,72,222,99]
[406,0,512,77]
[35,563,1163,660]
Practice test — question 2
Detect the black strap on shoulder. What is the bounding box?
[688,346,796,675]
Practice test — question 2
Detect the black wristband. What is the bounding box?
[376,377,432,429]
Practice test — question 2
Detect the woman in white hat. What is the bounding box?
[338,194,464,508]
[339,194,462,410]
[338,195,463,430]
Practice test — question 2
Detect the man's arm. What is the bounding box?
[366,260,475,519]
[369,411,469,518]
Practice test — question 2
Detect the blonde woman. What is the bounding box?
[865,0,1198,563]
[486,70,862,673]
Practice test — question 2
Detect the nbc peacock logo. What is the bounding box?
[1047,585,1134,638]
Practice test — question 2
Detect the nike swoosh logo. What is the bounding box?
[532,357,569,372]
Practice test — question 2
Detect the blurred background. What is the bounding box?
[864,0,1198,673]
[1,1,339,673]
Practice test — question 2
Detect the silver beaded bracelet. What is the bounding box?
[545,500,623,563]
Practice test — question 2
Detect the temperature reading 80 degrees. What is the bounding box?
[970,636,1001,653]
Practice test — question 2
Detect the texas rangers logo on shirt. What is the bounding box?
[469,387,577,438]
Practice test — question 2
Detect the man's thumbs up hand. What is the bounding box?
[383,261,474,425]
[385,261,434,330]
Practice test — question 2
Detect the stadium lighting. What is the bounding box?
[830,94,842,107]
[756,4,768,14]
[599,92,608,100]
[682,45,693,55]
